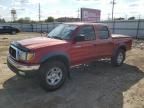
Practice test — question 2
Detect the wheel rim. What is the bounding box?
[117,52,123,64]
[46,67,63,86]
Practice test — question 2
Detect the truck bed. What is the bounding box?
[112,34,131,39]
[112,34,132,51]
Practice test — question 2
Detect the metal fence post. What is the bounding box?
[47,23,48,33]
[136,19,140,39]
[112,20,115,34]
[20,23,23,31]
[36,24,37,32]
[31,23,33,32]
[10,22,12,27]
[41,23,42,33]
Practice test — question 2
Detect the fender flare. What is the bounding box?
[40,51,70,66]
[39,51,71,78]
[112,43,126,56]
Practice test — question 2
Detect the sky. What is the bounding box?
[0,0,144,21]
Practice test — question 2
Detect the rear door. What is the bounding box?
[95,26,114,58]
[70,25,96,65]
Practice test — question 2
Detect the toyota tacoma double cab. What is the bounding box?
[7,22,132,91]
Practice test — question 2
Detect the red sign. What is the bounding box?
[81,8,101,22]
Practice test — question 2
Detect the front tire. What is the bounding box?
[39,61,67,91]
[111,49,125,66]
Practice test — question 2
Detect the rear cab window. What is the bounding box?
[98,26,110,39]
[77,25,96,41]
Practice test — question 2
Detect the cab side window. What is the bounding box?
[99,26,109,39]
[77,26,96,41]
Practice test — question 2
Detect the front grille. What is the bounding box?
[9,46,16,59]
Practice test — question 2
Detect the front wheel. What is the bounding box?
[39,61,67,91]
[111,49,125,66]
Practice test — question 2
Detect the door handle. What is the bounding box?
[74,45,82,48]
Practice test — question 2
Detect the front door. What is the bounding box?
[70,25,96,65]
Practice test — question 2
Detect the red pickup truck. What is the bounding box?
[7,22,132,91]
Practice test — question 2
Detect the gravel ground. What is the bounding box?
[0,33,144,108]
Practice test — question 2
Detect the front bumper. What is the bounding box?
[7,56,40,76]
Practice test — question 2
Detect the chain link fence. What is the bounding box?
[100,19,144,39]
[0,20,144,39]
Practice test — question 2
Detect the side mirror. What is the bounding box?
[41,32,48,37]
[74,34,85,42]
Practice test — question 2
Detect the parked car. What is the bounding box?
[7,22,132,91]
[0,26,20,34]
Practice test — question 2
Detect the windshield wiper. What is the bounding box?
[52,36,63,40]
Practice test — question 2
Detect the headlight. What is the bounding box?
[27,52,35,60]
[18,50,27,60]
[18,50,34,61]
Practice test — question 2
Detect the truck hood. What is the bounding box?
[17,37,69,50]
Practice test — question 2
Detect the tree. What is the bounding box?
[0,18,6,23]
[128,17,135,20]
[15,17,31,23]
[114,17,125,20]
[45,16,54,22]
[55,17,80,22]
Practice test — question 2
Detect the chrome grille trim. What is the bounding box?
[10,45,19,60]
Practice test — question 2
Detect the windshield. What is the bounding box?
[48,24,77,40]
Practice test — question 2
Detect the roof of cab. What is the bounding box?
[64,22,107,26]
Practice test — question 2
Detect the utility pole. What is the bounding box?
[107,13,110,20]
[77,9,80,18]
[111,0,116,20]
[138,15,141,19]
[125,14,127,20]
[38,3,41,22]
[77,9,80,21]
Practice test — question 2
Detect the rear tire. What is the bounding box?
[39,61,67,91]
[111,49,125,66]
